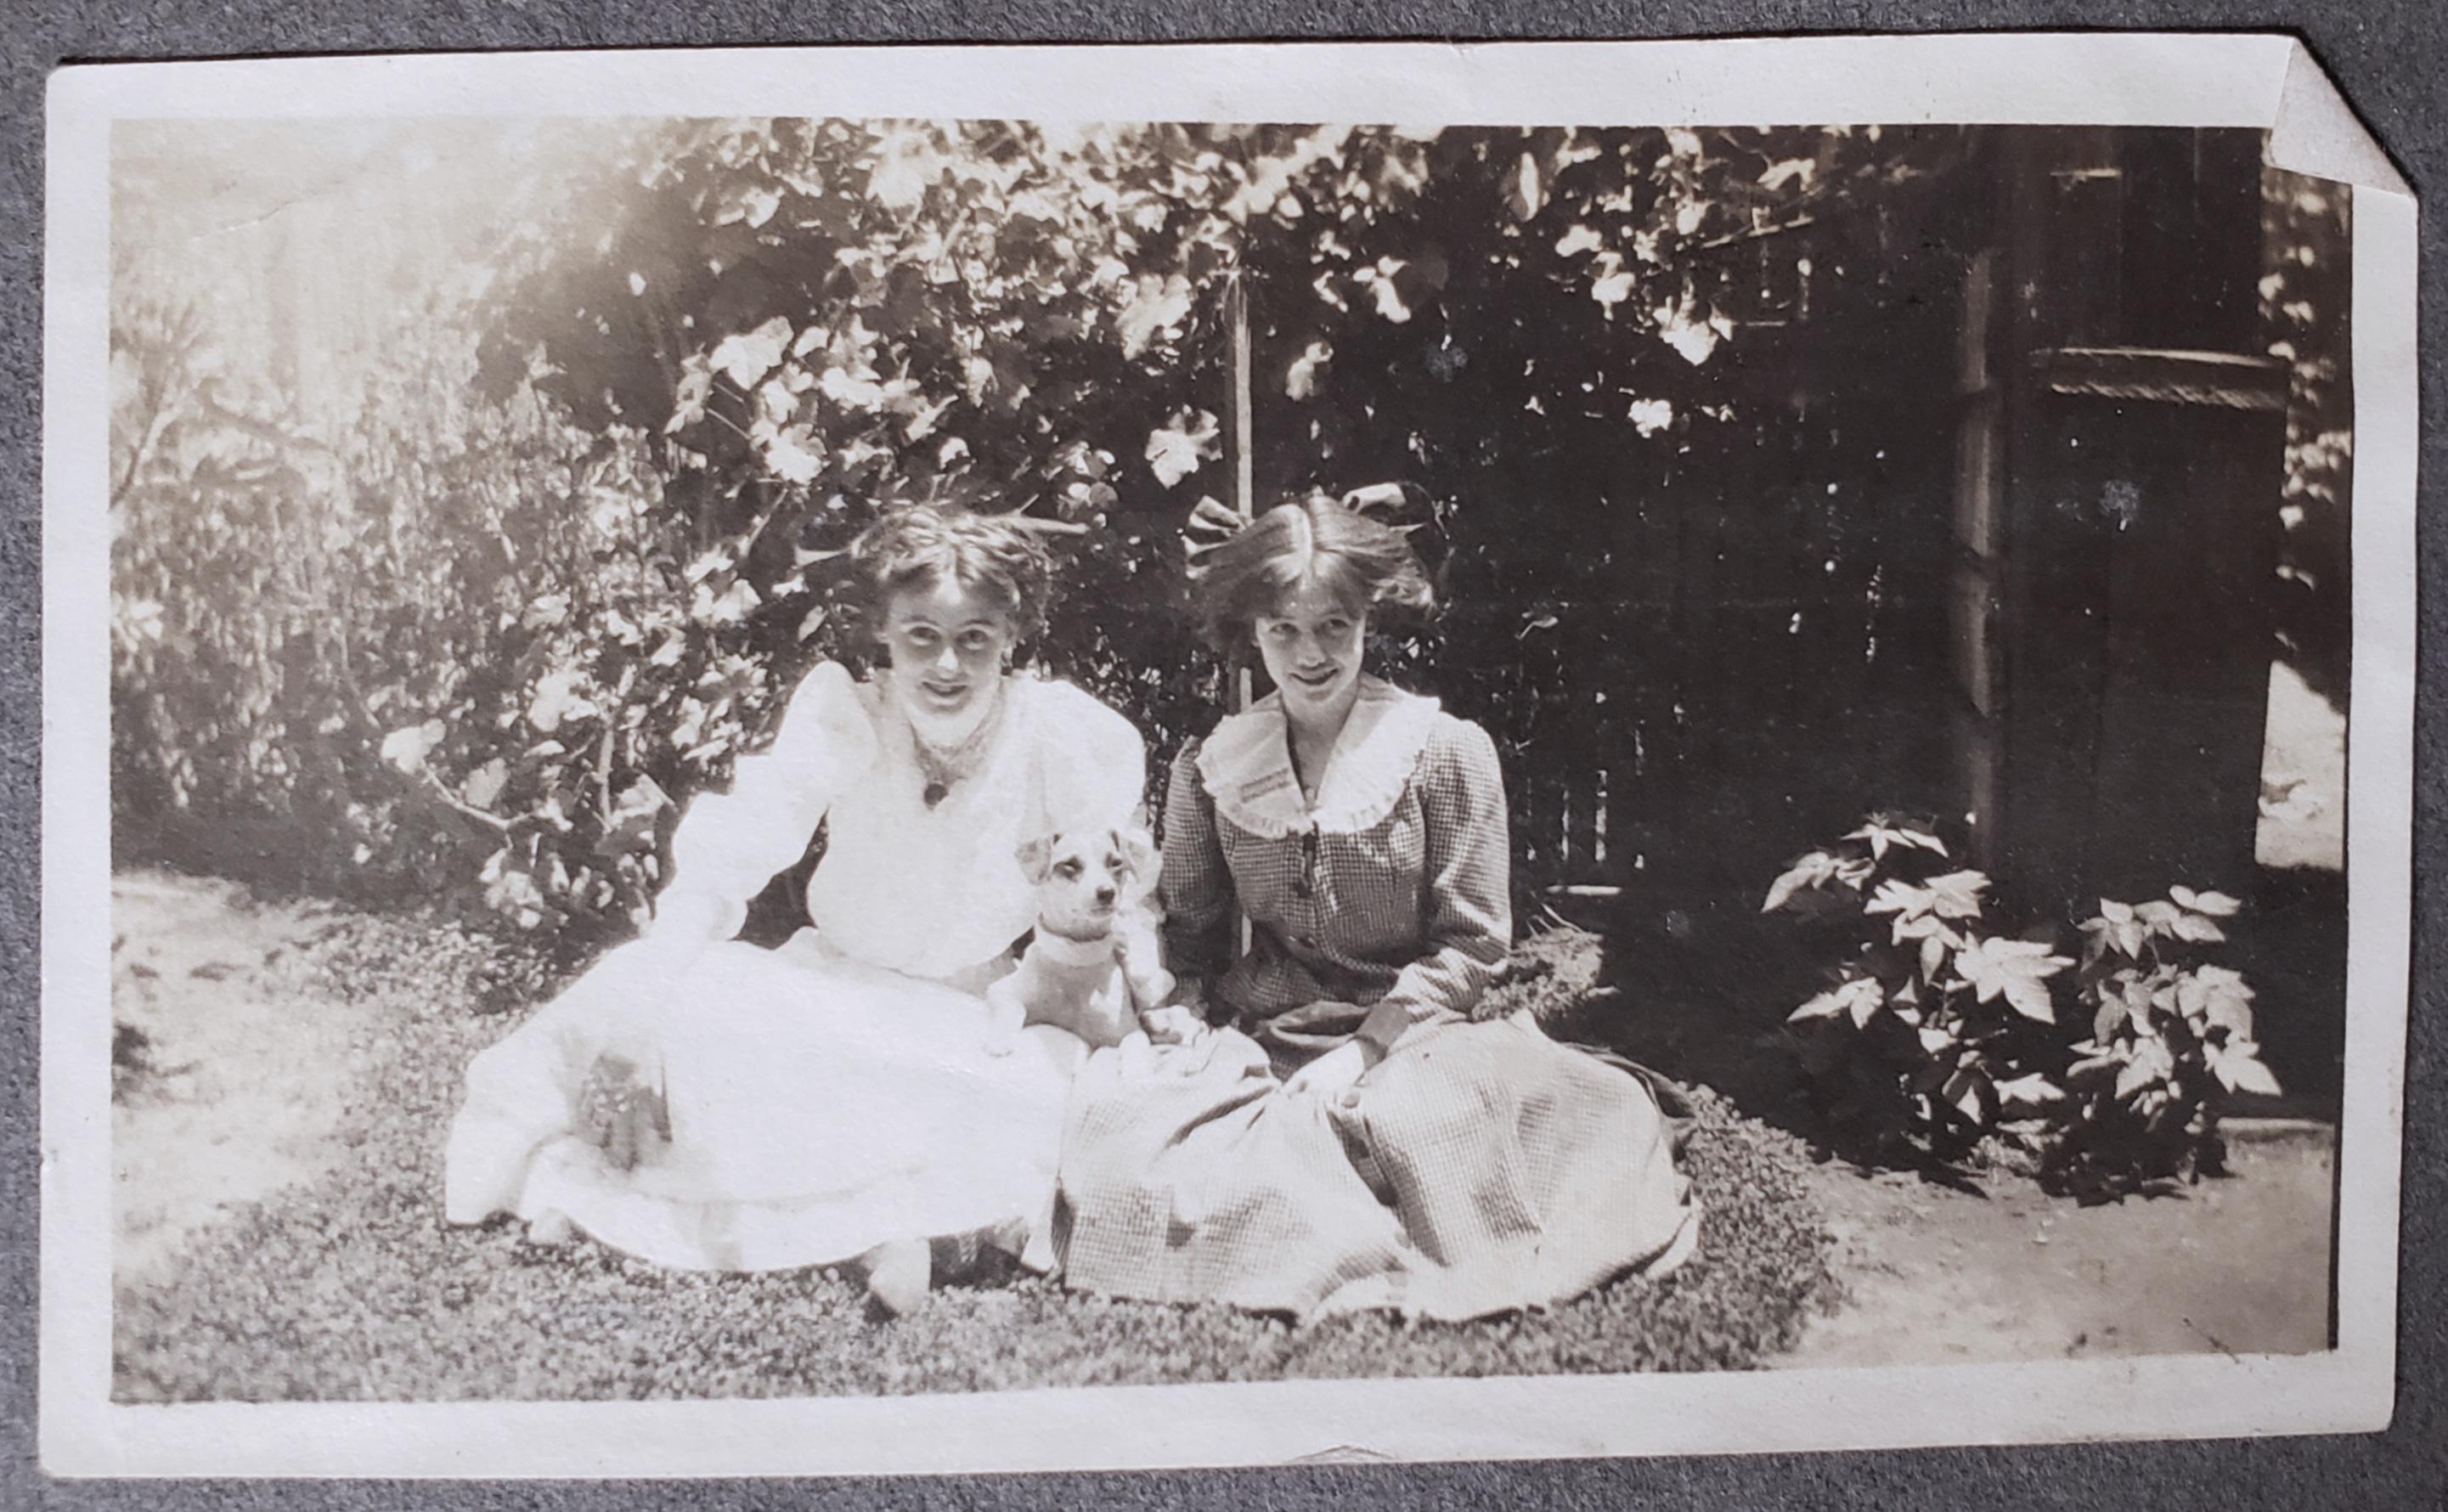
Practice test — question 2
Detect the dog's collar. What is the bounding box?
[1194,675,1443,838]
[1030,927,1120,966]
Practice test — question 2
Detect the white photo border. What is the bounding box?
[41,32,2418,1477]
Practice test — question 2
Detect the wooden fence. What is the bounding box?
[1246,127,2290,937]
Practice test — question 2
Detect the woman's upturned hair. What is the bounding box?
[1188,491,1436,656]
[844,505,1057,646]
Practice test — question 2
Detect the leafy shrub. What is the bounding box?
[2049,889,2279,1195]
[1762,815,2277,1189]
[1762,817,2071,1164]
[1473,922,1612,1031]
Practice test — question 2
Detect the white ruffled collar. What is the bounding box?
[1194,675,1442,838]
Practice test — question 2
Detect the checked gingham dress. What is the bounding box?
[1054,676,1701,1320]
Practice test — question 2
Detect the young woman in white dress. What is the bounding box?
[444,507,1146,1313]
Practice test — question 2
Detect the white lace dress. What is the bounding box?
[443,661,1146,1272]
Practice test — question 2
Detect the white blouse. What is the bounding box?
[651,661,1148,982]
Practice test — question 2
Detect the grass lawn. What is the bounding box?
[111,873,1841,1402]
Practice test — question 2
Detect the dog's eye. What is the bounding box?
[1054,860,1083,879]
[1107,855,1128,873]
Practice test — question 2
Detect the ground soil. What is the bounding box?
[111,873,375,1287]
[1776,1131,2333,1368]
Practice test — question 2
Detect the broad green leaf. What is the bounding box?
[1864,879,1932,918]
[1116,271,1193,358]
[2123,977,2156,1032]
[1919,930,1949,983]
[1926,870,1990,920]
[1144,409,1221,488]
[2066,1053,2121,1088]
[1505,150,1543,222]
[527,669,596,735]
[1940,1065,1990,1124]
[1757,157,1817,192]
[2092,995,2128,1043]
[462,758,509,810]
[2114,1035,2176,1100]
[1761,850,1836,912]
[1954,936,2070,1022]
[1790,976,1884,1028]
[378,719,445,776]
[1284,341,1333,401]
[710,315,793,389]
[764,427,822,484]
[1994,1072,2065,1113]
[1844,820,1948,860]
[2182,965,2258,1036]
[2212,1044,2283,1097]
[2169,911,2229,944]
[1554,223,1604,257]
[2195,889,2243,917]
[1891,911,1957,946]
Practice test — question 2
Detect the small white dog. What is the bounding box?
[987,827,1203,1070]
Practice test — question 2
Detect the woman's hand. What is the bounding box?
[578,1052,670,1171]
[1283,1039,1379,1102]
[1139,1003,1209,1047]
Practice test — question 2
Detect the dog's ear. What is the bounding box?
[1015,834,1057,883]
[1114,827,1159,894]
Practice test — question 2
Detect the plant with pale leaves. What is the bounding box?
[1765,813,2069,1162]
[1763,815,2271,1188]
[2045,887,2277,1195]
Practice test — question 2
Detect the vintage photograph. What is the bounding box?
[43,36,2414,1475]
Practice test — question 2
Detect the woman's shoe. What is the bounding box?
[860,1238,933,1317]
[522,1209,576,1246]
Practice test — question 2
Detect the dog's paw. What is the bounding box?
[981,998,1026,1058]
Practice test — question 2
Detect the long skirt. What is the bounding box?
[443,930,1077,1272]
[1053,1012,1701,1321]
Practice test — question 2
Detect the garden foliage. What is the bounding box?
[2260,168,2355,707]
[1764,815,2279,1192]
[110,120,1973,949]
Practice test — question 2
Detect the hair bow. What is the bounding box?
[1336,481,1431,536]
[1179,482,1431,580]
[1181,496,1249,581]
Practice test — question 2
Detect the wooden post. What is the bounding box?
[1227,269,1256,957]
[1227,269,1256,714]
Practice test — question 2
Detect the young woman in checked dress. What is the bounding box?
[1055,494,1700,1320]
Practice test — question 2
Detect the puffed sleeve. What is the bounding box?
[1033,678,1149,836]
[647,659,878,952]
[1355,717,1514,1054]
[1157,739,1237,986]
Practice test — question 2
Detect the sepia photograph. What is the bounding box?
[41,35,2416,1477]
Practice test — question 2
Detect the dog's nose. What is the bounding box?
[1094,883,1116,905]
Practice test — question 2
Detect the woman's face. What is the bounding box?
[880,573,1018,729]
[1255,572,1368,726]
